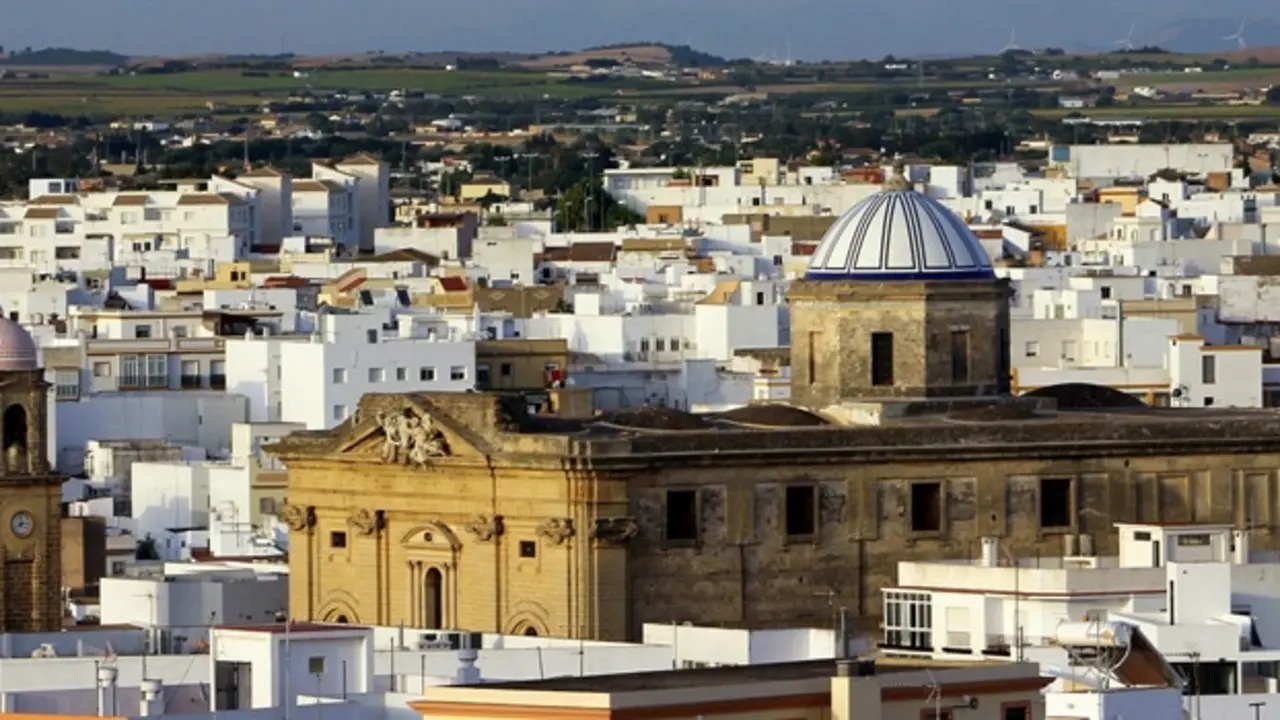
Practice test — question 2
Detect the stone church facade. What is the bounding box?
[271,166,1280,641]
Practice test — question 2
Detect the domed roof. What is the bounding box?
[0,317,38,371]
[805,165,996,282]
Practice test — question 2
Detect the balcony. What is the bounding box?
[210,374,226,390]
[181,375,203,389]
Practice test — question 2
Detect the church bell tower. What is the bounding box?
[0,317,62,631]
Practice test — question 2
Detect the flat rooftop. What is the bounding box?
[478,657,985,693]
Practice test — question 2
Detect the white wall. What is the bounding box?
[54,392,247,473]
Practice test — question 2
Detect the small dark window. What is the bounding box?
[500,363,513,377]
[1204,397,1215,407]
[1134,530,1152,541]
[665,489,699,542]
[1039,477,1073,529]
[519,541,537,558]
[330,531,347,548]
[308,656,325,674]
[1202,355,1216,384]
[1002,703,1030,720]
[950,330,969,384]
[785,485,817,537]
[910,482,942,532]
[1101,286,1112,299]
[755,291,765,305]
[871,332,894,386]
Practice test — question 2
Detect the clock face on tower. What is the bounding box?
[10,511,33,538]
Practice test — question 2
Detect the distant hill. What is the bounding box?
[520,43,726,70]
[1,47,128,67]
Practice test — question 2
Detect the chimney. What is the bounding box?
[139,679,163,716]
[96,665,118,717]
[980,537,1000,567]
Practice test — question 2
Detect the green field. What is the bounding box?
[1030,104,1280,120]
[0,68,634,115]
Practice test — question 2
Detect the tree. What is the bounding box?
[553,179,642,232]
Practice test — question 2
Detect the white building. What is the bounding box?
[225,309,476,429]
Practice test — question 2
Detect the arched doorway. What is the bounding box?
[334,615,348,624]
[424,568,443,628]
[523,627,539,637]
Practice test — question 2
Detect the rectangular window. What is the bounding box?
[950,330,970,384]
[871,332,894,386]
[1025,341,1039,357]
[332,405,347,421]
[368,367,384,383]
[329,531,347,549]
[476,363,492,389]
[784,485,817,537]
[1039,477,1073,529]
[1177,533,1211,547]
[55,370,80,401]
[807,331,820,385]
[134,325,152,339]
[519,541,537,558]
[500,363,512,377]
[120,355,143,388]
[258,497,277,514]
[655,338,666,352]
[181,360,201,388]
[396,367,407,381]
[450,365,467,381]
[671,338,680,352]
[210,360,226,389]
[665,489,699,542]
[145,354,168,388]
[910,481,942,533]
[332,368,347,384]
[365,328,378,344]
[1202,355,1216,384]
[1001,702,1030,720]
[883,590,933,650]
[171,325,188,338]
[420,367,436,381]
[1100,286,1112,299]
[308,656,326,674]
[93,362,111,378]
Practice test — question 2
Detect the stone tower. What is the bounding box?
[0,317,62,631]
[789,161,1012,409]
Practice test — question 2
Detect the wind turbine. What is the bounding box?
[1113,23,1137,51]
[1000,26,1023,53]
[1224,17,1247,49]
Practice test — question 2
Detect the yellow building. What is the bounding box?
[459,177,512,202]
[272,163,1280,641]
[736,157,782,186]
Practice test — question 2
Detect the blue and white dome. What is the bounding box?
[805,175,995,282]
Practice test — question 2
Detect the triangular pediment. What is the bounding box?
[331,395,490,462]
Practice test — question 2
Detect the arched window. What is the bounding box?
[523,627,539,637]
[424,568,443,629]
[3,404,27,452]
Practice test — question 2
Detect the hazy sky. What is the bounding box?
[0,0,1262,60]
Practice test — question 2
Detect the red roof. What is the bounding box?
[437,276,468,292]
[262,275,311,289]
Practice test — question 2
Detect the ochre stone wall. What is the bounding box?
[275,392,1280,642]
[789,279,1012,408]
